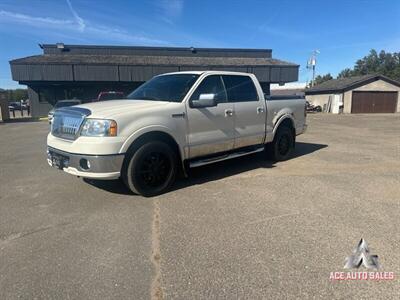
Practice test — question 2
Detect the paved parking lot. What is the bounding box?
[0,114,399,299]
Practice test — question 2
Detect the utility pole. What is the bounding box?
[307,50,320,87]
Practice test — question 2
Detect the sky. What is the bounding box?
[0,0,399,89]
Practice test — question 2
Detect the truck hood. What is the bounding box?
[75,99,170,118]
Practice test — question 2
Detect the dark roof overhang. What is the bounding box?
[10,55,299,84]
[10,54,297,67]
[9,44,299,84]
[305,74,400,95]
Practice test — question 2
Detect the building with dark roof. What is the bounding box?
[305,74,400,113]
[10,44,299,117]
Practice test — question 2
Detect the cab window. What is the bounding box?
[190,75,227,103]
[222,75,258,102]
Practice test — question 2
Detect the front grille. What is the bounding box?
[51,107,90,140]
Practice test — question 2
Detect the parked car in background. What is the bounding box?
[94,91,124,102]
[8,101,27,112]
[47,71,307,196]
[48,99,81,123]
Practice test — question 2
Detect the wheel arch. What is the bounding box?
[121,130,185,175]
[272,115,296,142]
[124,130,181,155]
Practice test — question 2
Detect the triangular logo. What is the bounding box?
[344,239,380,270]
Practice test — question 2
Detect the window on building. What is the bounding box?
[54,88,69,102]
[65,87,86,101]
[38,88,54,104]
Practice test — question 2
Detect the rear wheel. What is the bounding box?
[122,141,177,197]
[267,126,294,161]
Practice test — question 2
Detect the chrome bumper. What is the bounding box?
[47,147,124,180]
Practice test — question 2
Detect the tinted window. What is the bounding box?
[38,89,53,103]
[190,75,227,103]
[127,74,199,102]
[222,75,258,102]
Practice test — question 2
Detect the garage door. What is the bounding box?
[351,91,398,113]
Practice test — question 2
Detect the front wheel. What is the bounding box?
[122,141,177,197]
[266,126,295,161]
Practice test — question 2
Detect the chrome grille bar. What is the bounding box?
[51,107,90,140]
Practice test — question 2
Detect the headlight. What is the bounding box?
[80,119,117,137]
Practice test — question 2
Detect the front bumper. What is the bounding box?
[47,146,125,180]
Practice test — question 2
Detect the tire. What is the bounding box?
[122,141,177,197]
[266,126,295,161]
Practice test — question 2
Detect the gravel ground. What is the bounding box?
[0,114,399,299]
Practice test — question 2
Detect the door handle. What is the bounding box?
[225,109,233,117]
[257,107,265,114]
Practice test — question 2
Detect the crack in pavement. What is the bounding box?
[151,199,163,300]
[244,212,300,226]
[0,222,72,249]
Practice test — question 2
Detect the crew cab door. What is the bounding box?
[186,75,234,158]
[222,75,266,149]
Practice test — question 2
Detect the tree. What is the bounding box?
[314,73,333,85]
[337,68,354,79]
[337,50,400,81]
[309,73,333,87]
[4,89,28,102]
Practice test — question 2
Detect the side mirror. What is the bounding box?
[191,93,217,108]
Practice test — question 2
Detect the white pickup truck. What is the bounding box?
[47,71,307,196]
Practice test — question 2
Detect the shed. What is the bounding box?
[305,74,400,113]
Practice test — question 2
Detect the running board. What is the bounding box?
[189,146,264,168]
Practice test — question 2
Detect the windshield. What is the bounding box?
[55,101,80,108]
[126,74,200,102]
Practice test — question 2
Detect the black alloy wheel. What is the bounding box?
[137,151,171,189]
[267,126,294,161]
[277,132,291,157]
[123,141,177,197]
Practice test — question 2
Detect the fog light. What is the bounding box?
[80,158,90,170]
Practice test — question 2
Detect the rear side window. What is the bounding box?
[190,75,227,103]
[222,75,258,102]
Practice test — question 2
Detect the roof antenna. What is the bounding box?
[307,50,320,87]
